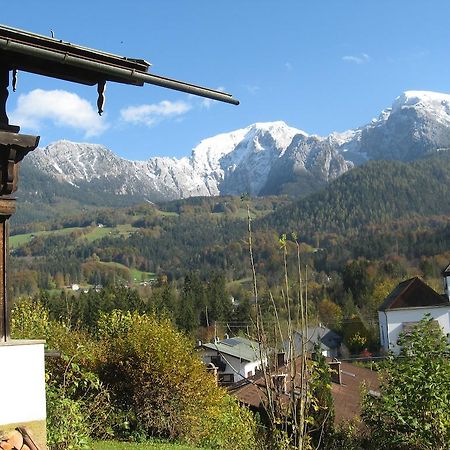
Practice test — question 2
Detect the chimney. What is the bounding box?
[329,360,342,384]
[272,374,287,394]
[277,352,286,367]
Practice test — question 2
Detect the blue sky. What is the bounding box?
[4,1,450,160]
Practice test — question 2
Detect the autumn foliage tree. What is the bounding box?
[96,310,259,449]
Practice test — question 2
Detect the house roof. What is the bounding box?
[228,357,303,410]
[229,358,379,424]
[0,24,239,104]
[331,361,379,424]
[306,326,342,351]
[201,337,260,363]
[378,277,449,311]
[443,263,450,276]
[283,328,342,357]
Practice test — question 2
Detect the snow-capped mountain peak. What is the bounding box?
[22,91,450,202]
[392,90,450,112]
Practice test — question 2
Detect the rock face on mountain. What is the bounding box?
[22,90,450,202]
[334,91,450,163]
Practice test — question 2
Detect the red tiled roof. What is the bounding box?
[331,361,379,424]
[229,358,379,424]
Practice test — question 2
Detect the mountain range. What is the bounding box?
[18,90,450,210]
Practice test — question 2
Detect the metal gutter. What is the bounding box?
[0,37,239,105]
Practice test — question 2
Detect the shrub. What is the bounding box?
[11,296,49,339]
[97,310,259,449]
[362,315,450,449]
[11,298,114,448]
[46,382,90,450]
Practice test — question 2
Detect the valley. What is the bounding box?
[7,90,450,449]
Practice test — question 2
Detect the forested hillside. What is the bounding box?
[262,152,450,236]
[7,153,448,342]
[10,153,450,298]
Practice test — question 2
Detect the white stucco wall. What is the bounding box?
[378,306,450,354]
[0,341,46,425]
[444,275,450,299]
[242,360,261,378]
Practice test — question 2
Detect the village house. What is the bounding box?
[198,336,264,384]
[283,327,342,359]
[378,265,450,354]
[229,356,379,425]
[305,326,342,358]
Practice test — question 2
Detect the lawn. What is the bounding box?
[92,440,212,450]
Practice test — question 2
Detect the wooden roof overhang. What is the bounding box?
[0,24,239,343]
[0,24,239,105]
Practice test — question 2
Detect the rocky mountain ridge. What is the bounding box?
[22,90,450,202]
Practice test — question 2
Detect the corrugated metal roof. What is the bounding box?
[202,337,260,362]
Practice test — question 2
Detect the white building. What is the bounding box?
[378,273,450,355]
[199,336,264,384]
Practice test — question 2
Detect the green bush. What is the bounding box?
[46,383,90,450]
[11,296,49,339]
[362,315,450,449]
[11,300,260,449]
[12,298,114,448]
[97,310,259,449]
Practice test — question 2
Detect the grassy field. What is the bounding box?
[10,226,82,248]
[96,261,155,282]
[83,224,136,242]
[130,266,156,282]
[10,224,137,248]
[92,440,211,450]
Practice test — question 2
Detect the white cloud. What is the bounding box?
[10,89,108,137]
[120,100,192,126]
[200,86,226,110]
[342,53,370,64]
[245,84,260,95]
[201,97,213,110]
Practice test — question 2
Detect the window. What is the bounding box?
[210,355,226,371]
[402,320,440,335]
[219,373,234,384]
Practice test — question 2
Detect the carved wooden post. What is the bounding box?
[0,132,40,341]
[0,67,44,449]
[0,198,15,341]
[0,68,39,341]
